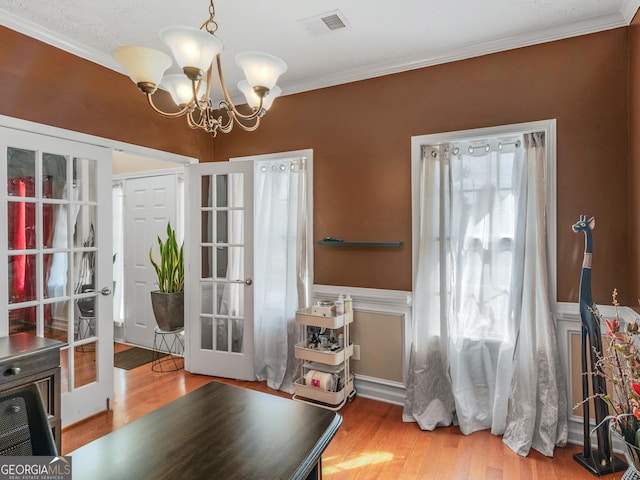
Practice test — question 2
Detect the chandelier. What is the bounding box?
[112,0,287,137]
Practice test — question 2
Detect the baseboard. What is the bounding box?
[568,418,629,459]
[354,374,406,406]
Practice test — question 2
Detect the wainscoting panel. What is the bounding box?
[557,301,637,447]
[312,285,411,405]
[308,287,633,437]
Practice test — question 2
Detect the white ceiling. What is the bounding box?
[1,0,639,103]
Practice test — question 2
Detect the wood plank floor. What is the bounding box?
[62,344,625,479]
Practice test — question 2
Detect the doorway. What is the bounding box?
[0,113,196,427]
[0,125,113,426]
[112,152,184,349]
[186,149,313,387]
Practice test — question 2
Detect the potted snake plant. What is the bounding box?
[149,222,184,332]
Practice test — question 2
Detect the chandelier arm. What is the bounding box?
[193,67,214,112]
[192,78,205,111]
[231,113,261,132]
[186,112,199,130]
[214,118,231,134]
[215,54,263,121]
[218,122,234,134]
[186,111,201,129]
[146,94,192,118]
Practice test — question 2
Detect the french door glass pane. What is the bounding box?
[232,320,244,353]
[216,175,227,207]
[201,247,213,278]
[201,317,213,350]
[8,254,37,303]
[215,318,228,351]
[74,158,96,202]
[43,204,67,248]
[7,198,36,250]
[7,148,35,198]
[45,300,69,342]
[8,306,36,335]
[42,153,67,199]
[201,283,213,314]
[73,206,96,248]
[217,247,244,280]
[217,283,244,317]
[74,345,97,388]
[201,212,213,243]
[44,253,69,299]
[214,318,244,353]
[201,176,213,208]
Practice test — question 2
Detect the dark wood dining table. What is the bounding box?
[69,381,342,479]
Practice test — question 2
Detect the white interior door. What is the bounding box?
[185,161,254,380]
[123,175,177,348]
[0,127,113,427]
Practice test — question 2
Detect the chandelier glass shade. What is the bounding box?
[112,0,287,136]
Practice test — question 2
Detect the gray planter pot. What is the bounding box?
[150,291,184,332]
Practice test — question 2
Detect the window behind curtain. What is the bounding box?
[448,138,524,342]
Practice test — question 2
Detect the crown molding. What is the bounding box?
[0,7,634,99]
[0,9,123,73]
[281,11,629,97]
[622,0,640,23]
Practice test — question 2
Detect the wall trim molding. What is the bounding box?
[557,301,638,446]
[0,8,633,102]
[313,285,412,310]
[303,294,640,432]
[312,285,411,405]
[353,374,406,406]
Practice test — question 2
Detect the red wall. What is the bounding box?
[0,25,632,304]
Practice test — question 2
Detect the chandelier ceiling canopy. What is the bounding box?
[113,0,287,137]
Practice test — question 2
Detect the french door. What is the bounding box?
[185,161,254,380]
[0,127,113,427]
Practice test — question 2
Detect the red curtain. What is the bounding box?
[8,176,53,325]
[9,178,27,298]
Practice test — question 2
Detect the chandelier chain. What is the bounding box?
[201,0,219,35]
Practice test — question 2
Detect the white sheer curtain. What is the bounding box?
[502,133,568,455]
[254,158,309,392]
[48,183,79,297]
[403,133,567,457]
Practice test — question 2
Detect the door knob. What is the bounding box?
[100,286,112,296]
[245,278,253,286]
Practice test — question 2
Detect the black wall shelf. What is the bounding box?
[316,239,403,247]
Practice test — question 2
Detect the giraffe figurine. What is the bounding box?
[571,215,612,468]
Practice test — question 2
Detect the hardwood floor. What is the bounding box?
[62,344,624,479]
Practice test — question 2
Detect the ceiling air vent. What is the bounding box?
[300,10,349,35]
